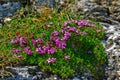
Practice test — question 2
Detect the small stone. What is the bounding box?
[32,76,38,80]
[4,17,11,23]
[73,77,80,80]
[115,52,120,57]
[117,71,120,77]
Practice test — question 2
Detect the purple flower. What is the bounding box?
[15,49,22,53]
[61,36,68,41]
[36,47,46,54]
[71,20,75,22]
[51,37,60,42]
[63,27,68,30]
[42,46,49,53]
[11,38,19,44]
[52,31,59,36]
[74,20,78,24]
[36,46,49,54]
[81,32,87,36]
[56,41,66,49]
[32,40,37,47]
[27,50,33,55]
[65,32,71,36]
[19,37,23,41]
[75,30,80,35]
[64,55,70,59]
[63,21,69,27]
[24,47,33,55]
[19,37,28,46]
[78,20,88,26]
[24,47,30,52]
[37,38,43,43]
[61,32,71,41]
[59,29,64,33]
[78,26,83,28]
[68,27,76,32]
[32,38,43,47]
[48,47,55,54]
[10,48,22,53]
[47,57,56,63]
[88,50,92,54]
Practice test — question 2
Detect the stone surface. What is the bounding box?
[0,2,21,18]
[69,0,120,25]
[100,22,120,80]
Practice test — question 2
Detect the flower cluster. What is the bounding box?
[24,47,33,55]
[10,48,23,58]
[32,38,43,47]
[10,20,95,63]
[11,37,29,46]
[10,37,33,56]
[10,48,23,53]
[36,46,55,54]
[63,20,94,29]
[11,38,19,44]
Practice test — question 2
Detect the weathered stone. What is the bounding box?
[117,71,120,77]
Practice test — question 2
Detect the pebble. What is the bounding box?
[117,71,120,76]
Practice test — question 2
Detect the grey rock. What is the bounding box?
[73,77,80,80]
[0,2,21,20]
[32,76,38,80]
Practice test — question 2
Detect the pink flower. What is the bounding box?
[64,55,70,59]
[81,32,87,36]
[11,38,19,44]
[78,20,87,26]
[18,55,22,58]
[96,30,101,33]
[47,57,56,63]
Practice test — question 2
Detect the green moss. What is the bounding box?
[0,6,107,79]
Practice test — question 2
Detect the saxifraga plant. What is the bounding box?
[0,9,106,79]
[9,20,106,79]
